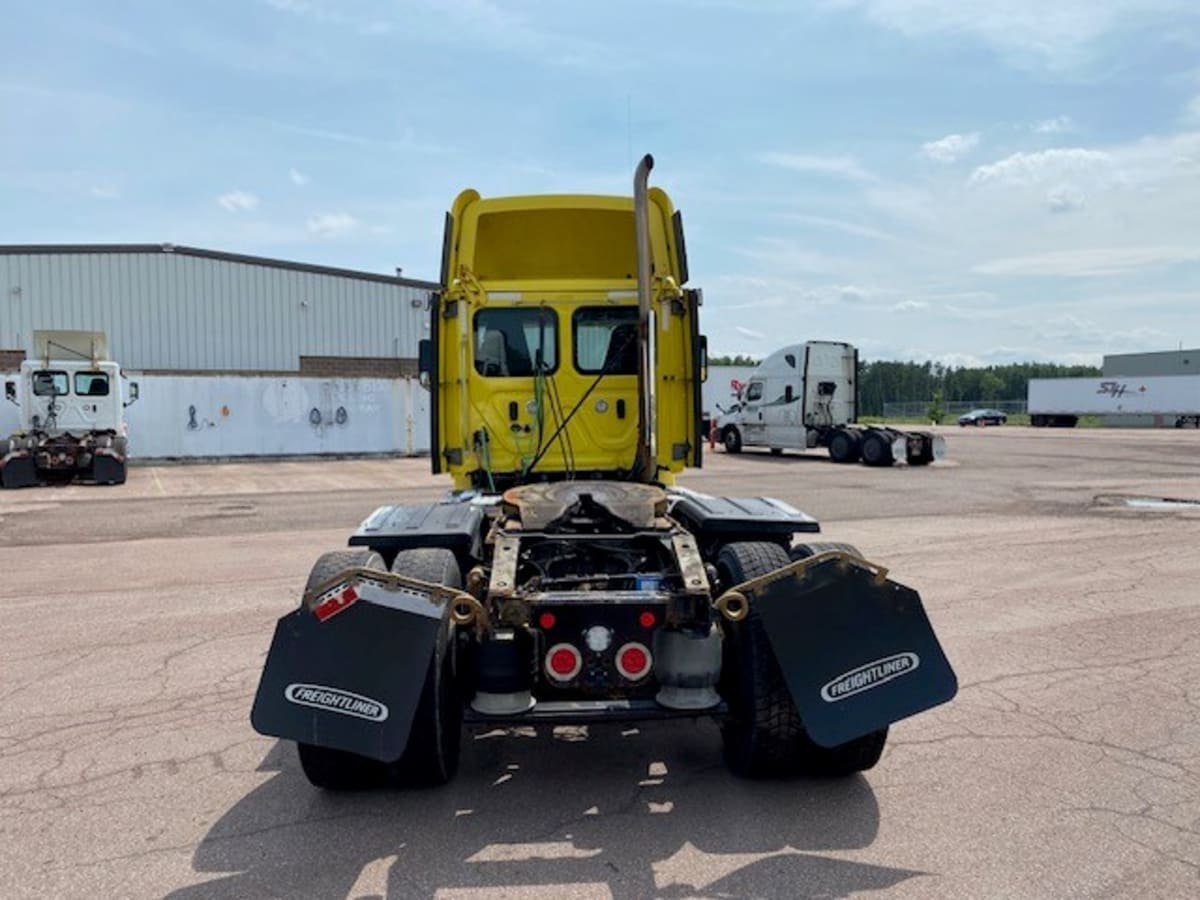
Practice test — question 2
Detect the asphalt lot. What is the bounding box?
[2,426,1199,899]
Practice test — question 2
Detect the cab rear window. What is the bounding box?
[75,372,110,396]
[573,307,638,375]
[473,308,558,377]
[32,371,68,396]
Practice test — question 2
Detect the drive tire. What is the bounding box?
[789,541,863,562]
[827,429,860,464]
[722,427,743,454]
[389,547,464,787]
[297,549,391,791]
[860,430,893,467]
[717,541,889,778]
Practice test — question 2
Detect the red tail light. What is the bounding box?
[638,610,657,629]
[538,611,557,630]
[545,643,582,682]
[615,642,652,680]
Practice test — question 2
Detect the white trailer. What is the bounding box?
[1028,375,1200,428]
[1,331,139,488]
[714,341,944,466]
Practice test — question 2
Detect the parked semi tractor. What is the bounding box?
[1029,375,1200,428]
[714,342,944,466]
[1,331,138,488]
[251,157,957,790]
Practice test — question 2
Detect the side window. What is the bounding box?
[32,370,69,396]
[75,372,110,397]
[573,306,639,375]
[473,308,558,377]
[745,382,764,402]
[784,353,796,369]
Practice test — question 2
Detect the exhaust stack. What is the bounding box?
[633,153,655,482]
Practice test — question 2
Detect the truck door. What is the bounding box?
[741,378,767,445]
[764,351,803,448]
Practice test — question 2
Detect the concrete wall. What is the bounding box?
[1,373,432,459]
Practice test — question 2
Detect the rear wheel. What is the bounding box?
[790,541,863,563]
[827,429,860,464]
[722,427,743,454]
[716,542,888,778]
[297,549,391,791]
[860,430,893,467]
[389,548,463,787]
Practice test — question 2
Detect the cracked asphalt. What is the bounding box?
[2,426,1198,898]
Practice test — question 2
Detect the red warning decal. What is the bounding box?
[313,584,359,622]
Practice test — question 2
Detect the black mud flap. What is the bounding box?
[250,568,458,763]
[91,455,125,485]
[0,455,39,489]
[731,552,957,748]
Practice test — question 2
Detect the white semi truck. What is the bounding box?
[1028,375,1200,428]
[1,331,139,488]
[714,341,944,466]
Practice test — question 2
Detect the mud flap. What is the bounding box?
[250,568,457,763]
[91,454,125,485]
[0,455,39,489]
[730,552,957,748]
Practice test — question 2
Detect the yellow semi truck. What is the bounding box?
[251,157,957,789]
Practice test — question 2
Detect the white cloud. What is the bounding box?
[89,185,119,200]
[289,167,309,186]
[824,1,1194,71]
[892,299,929,312]
[1045,185,1085,213]
[734,325,765,340]
[969,148,1112,186]
[217,190,259,212]
[973,245,1200,277]
[920,132,980,163]
[1034,115,1075,134]
[777,213,898,242]
[307,212,359,237]
[758,151,877,182]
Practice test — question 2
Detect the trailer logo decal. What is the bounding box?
[820,652,920,702]
[1097,381,1129,398]
[284,684,389,721]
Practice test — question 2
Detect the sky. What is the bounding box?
[2,1,1200,366]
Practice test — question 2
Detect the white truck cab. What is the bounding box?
[716,341,943,466]
[1,331,138,488]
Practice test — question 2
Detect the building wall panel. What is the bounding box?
[0,247,433,373]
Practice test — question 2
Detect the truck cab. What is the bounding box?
[717,341,942,466]
[1,331,136,488]
[427,186,703,489]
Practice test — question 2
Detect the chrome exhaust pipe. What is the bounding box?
[633,153,655,481]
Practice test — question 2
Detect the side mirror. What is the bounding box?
[417,339,432,390]
[124,382,140,407]
[699,335,709,384]
[4,381,16,405]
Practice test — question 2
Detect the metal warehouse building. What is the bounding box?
[0,244,436,374]
[0,244,439,459]
[1103,348,1199,378]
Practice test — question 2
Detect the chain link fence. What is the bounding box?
[881,399,1027,419]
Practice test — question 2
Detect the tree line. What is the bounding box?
[709,356,1101,416]
[856,360,1100,416]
